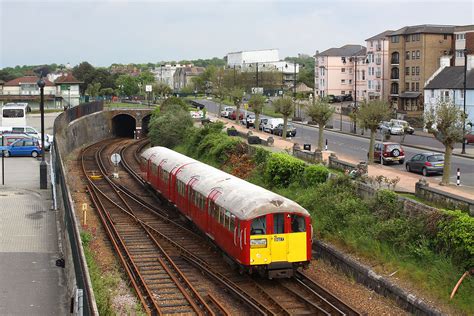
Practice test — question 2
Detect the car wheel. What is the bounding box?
[31,151,38,158]
[422,167,429,177]
[399,159,404,164]
[381,157,387,165]
[3,150,9,157]
[406,164,411,172]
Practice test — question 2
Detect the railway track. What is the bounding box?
[82,138,362,315]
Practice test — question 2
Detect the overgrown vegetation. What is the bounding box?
[148,116,474,313]
[148,103,194,148]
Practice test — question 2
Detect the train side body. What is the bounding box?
[140,146,312,277]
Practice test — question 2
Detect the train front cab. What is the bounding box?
[248,213,311,278]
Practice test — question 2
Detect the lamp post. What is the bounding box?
[462,49,468,154]
[353,56,358,134]
[37,77,47,189]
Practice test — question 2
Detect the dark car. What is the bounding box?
[273,123,297,137]
[229,110,244,121]
[342,94,353,101]
[370,142,405,165]
[405,153,444,176]
[327,95,336,103]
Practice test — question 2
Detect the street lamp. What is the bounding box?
[37,76,47,189]
[462,49,468,154]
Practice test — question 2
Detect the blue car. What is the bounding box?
[0,138,43,157]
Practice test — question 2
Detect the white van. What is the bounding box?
[220,106,235,118]
[262,118,284,134]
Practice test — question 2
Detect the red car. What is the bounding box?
[466,131,474,144]
[229,110,244,120]
[371,142,405,165]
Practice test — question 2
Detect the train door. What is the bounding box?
[269,213,288,262]
[286,214,307,262]
[187,177,199,220]
[207,190,221,239]
[157,159,167,194]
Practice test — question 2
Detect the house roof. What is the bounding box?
[4,76,54,87]
[399,92,422,98]
[424,66,474,90]
[317,45,366,57]
[454,25,474,33]
[365,30,394,41]
[54,73,82,84]
[389,24,455,36]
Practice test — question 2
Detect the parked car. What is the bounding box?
[8,126,52,150]
[220,106,234,118]
[0,133,31,146]
[379,121,404,135]
[327,95,336,103]
[258,118,268,131]
[262,118,284,134]
[370,142,405,165]
[229,110,244,121]
[342,94,353,101]
[390,119,415,134]
[273,123,297,137]
[466,131,474,144]
[405,153,444,176]
[241,114,255,127]
[0,138,42,157]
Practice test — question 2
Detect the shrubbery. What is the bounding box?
[265,153,306,187]
[148,103,194,148]
[302,164,329,186]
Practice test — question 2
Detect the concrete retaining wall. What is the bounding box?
[314,241,443,316]
[416,181,474,216]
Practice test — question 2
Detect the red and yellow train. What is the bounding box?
[140,146,313,278]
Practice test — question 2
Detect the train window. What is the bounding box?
[177,180,185,196]
[230,214,235,231]
[274,214,284,234]
[225,211,232,230]
[290,215,306,233]
[162,170,169,184]
[251,216,266,235]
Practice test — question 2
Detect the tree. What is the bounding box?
[85,82,101,98]
[153,82,172,98]
[115,74,139,97]
[160,96,188,112]
[273,96,294,139]
[357,100,391,164]
[73,61,96,94]
[99,88,114,98]
[230,88,244,123]
[306,98,335,150]
[148,103,194,148]
[425,100,466,185]
[248,94,265,130]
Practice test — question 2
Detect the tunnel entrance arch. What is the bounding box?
[142,115,152,136]
[112,114,136,138]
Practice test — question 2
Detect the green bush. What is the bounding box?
[436,210,474,269]
[160,96,188,112]
[148,105,194,148]
[265,152,306,187]
[303,164,329,186]
[253,147,270,167]
[371,189,403,220]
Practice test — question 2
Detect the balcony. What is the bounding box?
[376,86,381,92]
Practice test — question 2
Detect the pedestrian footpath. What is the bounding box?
[0,157,67,315]
[216,116,474,201]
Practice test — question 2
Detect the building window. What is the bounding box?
[416,50,421,59]
[416,34,421,41]
[412,51,416,59]
[456,50,464,57]
[416,66,420,75]
[341,79,346,84]
[341,68,345,73]
[444,34,448,40]
[411,67,415,75]
[362,70,366,80]
[341,91,345,94]
[368,80,372,89]
[391,82,399,94]
[391,36,399,43]
[405,35,410,42]
[391,52,399,64]
[371,41,373,47]
[349,68,353,74]
[391,67,399,79]
[411,82,415,91]
[405,67,410,75]
[412,34,416,41]
[405,82,410,91]
[415,82,419,91]
[430,90,435,97]
[406,51,410,60]
[349,79,352,84]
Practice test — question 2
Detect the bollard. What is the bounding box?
[456,168,460,186]
[325,139,328,151]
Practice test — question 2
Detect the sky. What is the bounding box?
[0,0,473,68]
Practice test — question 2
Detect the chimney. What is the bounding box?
[439,55,451,68]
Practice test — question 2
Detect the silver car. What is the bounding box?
[405,153,444,176]
[380,122,404,135]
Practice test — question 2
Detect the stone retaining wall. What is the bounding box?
[416,181,474,216]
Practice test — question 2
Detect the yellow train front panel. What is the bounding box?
[250,232,307,265]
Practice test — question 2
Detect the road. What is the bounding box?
[195,99,474,188]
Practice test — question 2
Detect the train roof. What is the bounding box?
[142,146,310,220]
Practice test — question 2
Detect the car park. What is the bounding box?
[0,138,42,157]
[390,119,415,134]
[262,118,284,134]
[220,106,234,118]
[371,142,405,165]
[273,123,297,137]
[405,153,444,176]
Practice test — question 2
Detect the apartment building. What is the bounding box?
[173,66,205,91]
[387,24,455,115]
[152,64,187,89]
[314,44,367,101]
[365,30,393,101]
[454,25,474,66]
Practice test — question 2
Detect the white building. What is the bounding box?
[152,64,187,89]
[226,49,299,88]
[365,30,393,101]
[454,25,474,66]
[424,55,474,126]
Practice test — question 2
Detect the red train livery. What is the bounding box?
[140,146,313,278]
